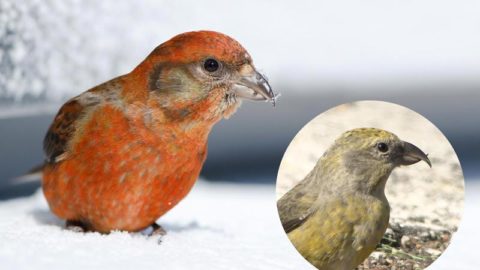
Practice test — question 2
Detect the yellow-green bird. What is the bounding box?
[277,128,431,270]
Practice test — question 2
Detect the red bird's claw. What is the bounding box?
[150,223,167,236]
[65,220,87,233]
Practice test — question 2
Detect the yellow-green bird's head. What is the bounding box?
[317,128,431,195]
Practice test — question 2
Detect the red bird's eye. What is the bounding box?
[204,58,219,72]
[377,143,389,152]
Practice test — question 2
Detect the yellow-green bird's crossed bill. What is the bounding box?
[277,128,431,270]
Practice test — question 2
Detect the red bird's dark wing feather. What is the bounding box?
[43,99,85,163]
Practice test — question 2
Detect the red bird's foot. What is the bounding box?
[65,220,87,233]
[150,222,167,236]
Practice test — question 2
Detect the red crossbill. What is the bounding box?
[42,31,275,234]
[277,128,431,270]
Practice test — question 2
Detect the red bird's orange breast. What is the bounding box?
[43,105,208,233]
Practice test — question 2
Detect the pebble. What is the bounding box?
[425,248,442,256]
[400,235,411,248]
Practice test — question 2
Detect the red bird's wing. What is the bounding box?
[43,99,87,163]
[43,78,123,164]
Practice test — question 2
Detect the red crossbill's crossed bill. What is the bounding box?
[42,31,276,234]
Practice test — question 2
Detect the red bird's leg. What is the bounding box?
[150,222,167,236]
[65,220,88,233]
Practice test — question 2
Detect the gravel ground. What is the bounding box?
[276,101,464,269]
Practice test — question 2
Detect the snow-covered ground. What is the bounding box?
[433,179,480,269]
[0,181,305,270]
[0,179,479,270]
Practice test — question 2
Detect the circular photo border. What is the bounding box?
[276,100,464,270]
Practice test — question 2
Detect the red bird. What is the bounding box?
[42,31,275,234]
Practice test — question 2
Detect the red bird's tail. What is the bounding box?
[11,163,44,184]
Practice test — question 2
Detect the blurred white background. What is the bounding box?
[1,0,480,103]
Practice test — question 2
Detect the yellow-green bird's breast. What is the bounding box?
[288,194,390,270]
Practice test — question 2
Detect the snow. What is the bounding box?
[0,181,308,270]
[431,180,480,270]
[0,179,479,269]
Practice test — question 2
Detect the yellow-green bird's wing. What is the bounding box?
[277,171,320,233]
[286,198,356,270]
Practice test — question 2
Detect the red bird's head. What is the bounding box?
[130,31,275,122]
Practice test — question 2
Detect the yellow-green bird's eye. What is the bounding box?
[377,142,389,152]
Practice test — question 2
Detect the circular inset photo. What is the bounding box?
[276,100,464,270]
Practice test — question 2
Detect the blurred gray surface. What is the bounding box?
[1,88,478,200]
